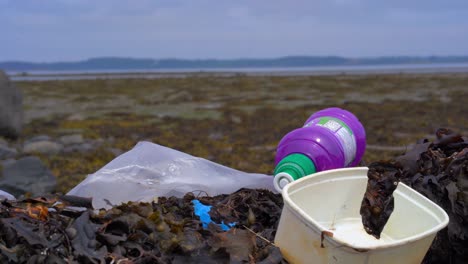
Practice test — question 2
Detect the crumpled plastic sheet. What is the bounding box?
[67,141,276,209]
[0,190,15,200]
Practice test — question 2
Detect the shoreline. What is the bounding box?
[9,64,468,81]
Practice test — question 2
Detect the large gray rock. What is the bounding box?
[0,70,23,139]
[0,156,56,197]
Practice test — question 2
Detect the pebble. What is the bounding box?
[59,134,84,145]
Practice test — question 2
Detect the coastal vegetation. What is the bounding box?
[16,73,468,193]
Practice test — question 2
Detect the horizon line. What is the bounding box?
[2,54,468,64]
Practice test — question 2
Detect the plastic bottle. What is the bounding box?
[273,107,366,192]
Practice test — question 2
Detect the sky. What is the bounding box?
[1,0,468,62]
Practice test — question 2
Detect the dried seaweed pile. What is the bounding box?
[361,128,467,263]
[0,189,285,264]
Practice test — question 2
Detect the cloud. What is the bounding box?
[1,0,467,61]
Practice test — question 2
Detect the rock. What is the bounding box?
[0,145,17,159]
[59,134,84,145]
[0,70,23,139]
[230,115,242,124]
[91,138,105,147]
[0,137,7,147]
[0,156,56,196]
[166,91,193,102]
[1,159,16,167]
[66,113,85,121]
[208,132,224,140]
[24,135,51,144]
[107,147,123,157]
[23,141,63,155]
[63,143,95,154]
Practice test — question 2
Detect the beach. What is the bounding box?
[11,71,467,193]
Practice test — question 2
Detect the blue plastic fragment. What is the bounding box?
[192,199,212,228]
[192,199,236,231]
[219,221,237,231]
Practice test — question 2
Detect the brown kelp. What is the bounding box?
[360,161,402,239]
[398,128,467,263]
[361,128,467,263]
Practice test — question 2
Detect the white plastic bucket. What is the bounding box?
[274,167,449,264]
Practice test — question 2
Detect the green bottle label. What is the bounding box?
[304,117,356,167]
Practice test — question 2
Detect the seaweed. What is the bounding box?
[17,73,468,194]
[0,189,286,263]
[399,129,467,263]
[361,128,468,263]
[360,161,402,238]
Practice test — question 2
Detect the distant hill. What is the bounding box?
[2,56,468,72]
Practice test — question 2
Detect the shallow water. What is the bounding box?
[9,62,468,81]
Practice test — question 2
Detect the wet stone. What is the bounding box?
[59,134,84,145]
[0,156,57,197]
[24,135,51,144]
[23,141,63,155]
[0,145,17,160]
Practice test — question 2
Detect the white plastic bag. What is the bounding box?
[0,189,15,200]
[67,141,276,209]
